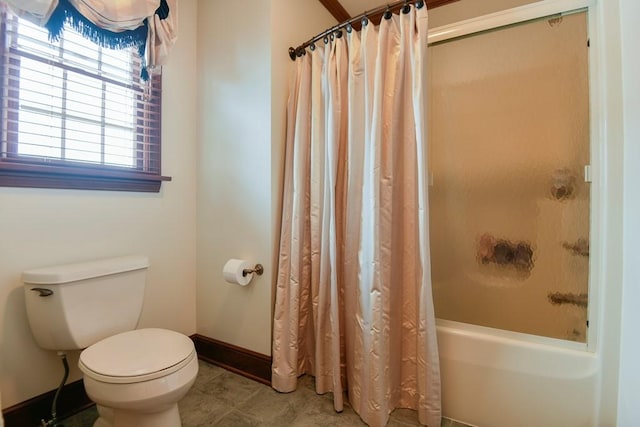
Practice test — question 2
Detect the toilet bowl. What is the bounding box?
[79,328,198,427]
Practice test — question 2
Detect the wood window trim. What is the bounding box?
[0,161,171,192]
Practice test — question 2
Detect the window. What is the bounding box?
[0,7,169,192]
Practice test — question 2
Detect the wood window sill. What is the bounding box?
[0,162,171,193]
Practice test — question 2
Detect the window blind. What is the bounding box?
[0,6,164,191]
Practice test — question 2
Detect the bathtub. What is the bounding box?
[437,320,598,427]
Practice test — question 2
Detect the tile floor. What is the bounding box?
[63,359,470,427]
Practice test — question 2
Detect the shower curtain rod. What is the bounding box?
[288,0,425,60]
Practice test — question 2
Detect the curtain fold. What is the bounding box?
[272,5,440,427]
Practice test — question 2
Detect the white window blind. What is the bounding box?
[0,6,165,192]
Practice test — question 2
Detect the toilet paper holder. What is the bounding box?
[242,264,264,277]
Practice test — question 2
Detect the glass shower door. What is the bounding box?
[428,11,590,342]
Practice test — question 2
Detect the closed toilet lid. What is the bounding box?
[79,328,195,384]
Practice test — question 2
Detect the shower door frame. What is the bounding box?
[426,0,602,352]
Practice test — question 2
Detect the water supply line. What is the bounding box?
[40,352,69,427]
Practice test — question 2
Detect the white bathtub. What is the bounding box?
[437,320,598,427]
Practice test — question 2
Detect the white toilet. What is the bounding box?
[22,256,198,427]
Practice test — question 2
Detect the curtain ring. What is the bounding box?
[383,6,393,20]
[346,23,353,33]
[402,1,412,14]
[416,0,425,9]
[335,30,343,39]
[361,13,369,26]
[310,43,316,51]
[323,35,329,44]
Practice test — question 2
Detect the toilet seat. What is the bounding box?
[79,328,196,384]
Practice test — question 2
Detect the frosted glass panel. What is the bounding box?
[428,12,590,342]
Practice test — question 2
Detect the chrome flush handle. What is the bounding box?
[30,288,54,297]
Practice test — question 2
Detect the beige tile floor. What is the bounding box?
[63,359,470,427]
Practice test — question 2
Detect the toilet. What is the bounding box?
[22,256,198,427]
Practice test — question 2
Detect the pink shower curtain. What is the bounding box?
[272,5,440,427]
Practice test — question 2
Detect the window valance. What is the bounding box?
[2,0,176,79]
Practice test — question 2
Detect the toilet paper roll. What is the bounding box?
[223,259,253,286]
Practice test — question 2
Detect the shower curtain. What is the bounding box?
[271,5,440,427]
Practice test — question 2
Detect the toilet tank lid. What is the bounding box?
[22,256,149,285]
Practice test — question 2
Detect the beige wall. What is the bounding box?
[0,0,199,408]
[195,0,335,355]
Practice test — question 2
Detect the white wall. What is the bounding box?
[0,0,198,409]
[617,0,640,424]
[196,0,273,355]
[195,0,334,355]
[593,0,625,424]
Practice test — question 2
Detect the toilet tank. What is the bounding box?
[22,256,149,351]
